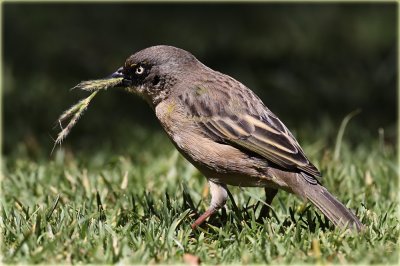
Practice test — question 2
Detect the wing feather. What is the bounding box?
[179,83,321,179]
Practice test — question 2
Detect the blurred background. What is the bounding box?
[3,3,397,158]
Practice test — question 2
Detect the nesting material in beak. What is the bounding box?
[52,77,124,153]
[73,77,124,91]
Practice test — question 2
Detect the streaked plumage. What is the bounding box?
[177,79,321,179]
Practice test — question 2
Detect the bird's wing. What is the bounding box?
[178,84,321,180]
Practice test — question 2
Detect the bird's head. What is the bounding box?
[110,45,201,105]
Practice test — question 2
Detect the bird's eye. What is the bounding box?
[135,66,145,75]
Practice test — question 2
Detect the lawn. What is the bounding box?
[1,122,398,264]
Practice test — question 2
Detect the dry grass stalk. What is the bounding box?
[72,78,124,92]
[52,77,123,153]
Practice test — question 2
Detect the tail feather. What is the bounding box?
[304,183,364,232]
[268,168,364,232]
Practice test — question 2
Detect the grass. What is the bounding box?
[53,77,124,150]
[1,123,398,264]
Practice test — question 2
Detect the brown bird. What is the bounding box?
[109,45,363,231]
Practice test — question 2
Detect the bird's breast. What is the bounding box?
[155,100,274,187]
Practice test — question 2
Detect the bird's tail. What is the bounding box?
[302,181,364,232]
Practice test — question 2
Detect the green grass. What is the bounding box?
[1,125,398,264]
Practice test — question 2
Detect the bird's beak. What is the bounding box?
[108,67,132,87]
[109,67,124,78]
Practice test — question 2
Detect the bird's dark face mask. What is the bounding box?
[109,61,170,106]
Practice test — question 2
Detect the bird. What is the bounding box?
[109,45,363,231]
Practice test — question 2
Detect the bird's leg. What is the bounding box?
[191,181,228,229]
[257,187,278,221]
